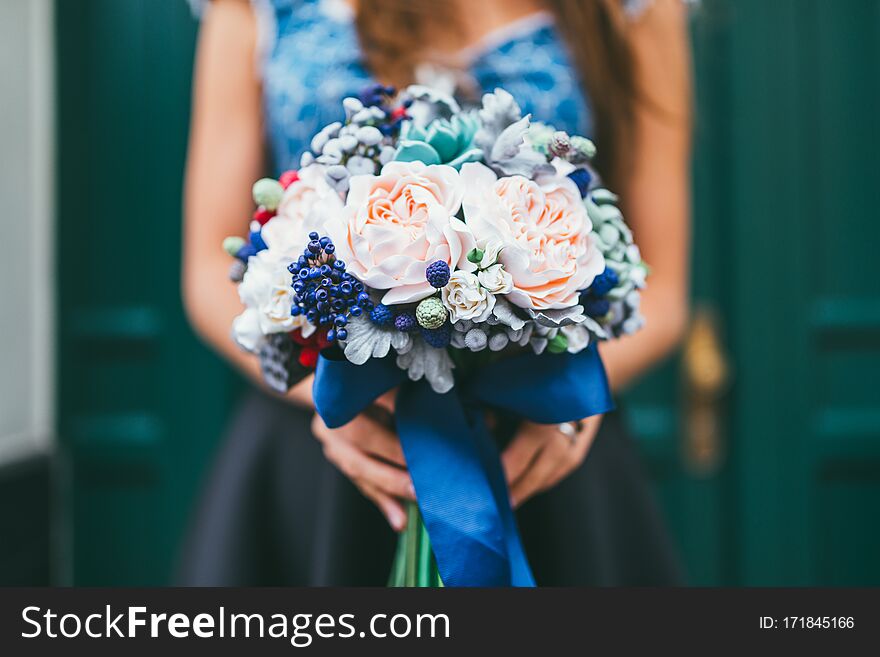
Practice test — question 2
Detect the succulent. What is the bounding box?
[586,189,647,301]
[583,189,648,337]
[394,114,482,169]
[474,88,553,178]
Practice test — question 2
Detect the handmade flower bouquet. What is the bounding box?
[224,85,647,587]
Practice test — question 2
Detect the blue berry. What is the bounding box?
[350,306,363,317]
[319,236,331,247]
[426,260,451,288]
[325,244,336,254]
[235,243,257,261]
[309,231,320,241]
[370,303,394,326]
[589,267,619,297]
[326,328,336,342]
[567,168,592,198]
[582,297,611,317]
[394,311,418,332]
[334,315,347,327]
[336,328,348,341]
[421,323,451,348]
[308,240,321,254]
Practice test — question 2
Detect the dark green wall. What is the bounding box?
[54,0,880,586]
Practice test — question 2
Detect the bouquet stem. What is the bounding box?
[388,502,443,587]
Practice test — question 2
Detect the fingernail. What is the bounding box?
[407,482,417,498]
[389,508,406,532]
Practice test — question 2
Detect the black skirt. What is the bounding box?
[177,389,682,586]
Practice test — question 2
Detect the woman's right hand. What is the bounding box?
[311,408,414,532]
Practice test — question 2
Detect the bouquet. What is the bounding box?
[223,85,647,586]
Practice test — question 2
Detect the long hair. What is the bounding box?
[355,0,638,186]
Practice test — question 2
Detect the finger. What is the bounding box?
[501,431,544,487]
[359,482,408,532]
[548,416,603,482]
[311,413,329,442]
[354,416,407,467]
[374,389,397,413]
[509,440,571,508]
[330,438,416,501]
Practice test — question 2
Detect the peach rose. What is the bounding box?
[326,161,476,305]
[261,164,343,256]
[461,162,605,310]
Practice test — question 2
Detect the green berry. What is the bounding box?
[415,297,447,330]
[467,247,484,265]
[223,236,246,256]
[252,178,284,210]
[570,135,596,159]
[548,332,569,354]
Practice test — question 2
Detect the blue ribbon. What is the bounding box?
[313,343,614,587]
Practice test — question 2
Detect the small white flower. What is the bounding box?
[561,324,591,354]
[479,239,505,268]
[477,263,513,294]
[442,270,496,323]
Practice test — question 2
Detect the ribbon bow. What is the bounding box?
[313,343,613,586]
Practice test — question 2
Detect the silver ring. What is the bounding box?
[557,422,579,445]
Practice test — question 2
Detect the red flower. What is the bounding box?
[253,207,275,225]
[279,169,300,189]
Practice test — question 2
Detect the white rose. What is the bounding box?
[477,263,513,294]
[231,308,264,353]
[232,250,315,353]
[442,270,496,324]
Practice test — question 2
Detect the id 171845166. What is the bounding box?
[759,617,855,630]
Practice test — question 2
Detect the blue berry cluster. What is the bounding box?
[366,261,454,348]
[394,310,418,333]
[288,232,374,342]
[421,323,451,348]
[425,260,451,288]
[369,303,394,326]
[580,266,620,318]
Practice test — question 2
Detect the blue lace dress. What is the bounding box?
[180,0,680,586]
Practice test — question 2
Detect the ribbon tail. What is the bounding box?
[468,413,536,586]
[396,382,521,587]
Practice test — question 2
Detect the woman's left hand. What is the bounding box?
[501,415,603,508]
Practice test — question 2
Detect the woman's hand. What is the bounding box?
[501,415,602,508]
[311,406,414,532]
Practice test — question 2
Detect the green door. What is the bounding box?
[55,0,243,585]
[56,0,880,585]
